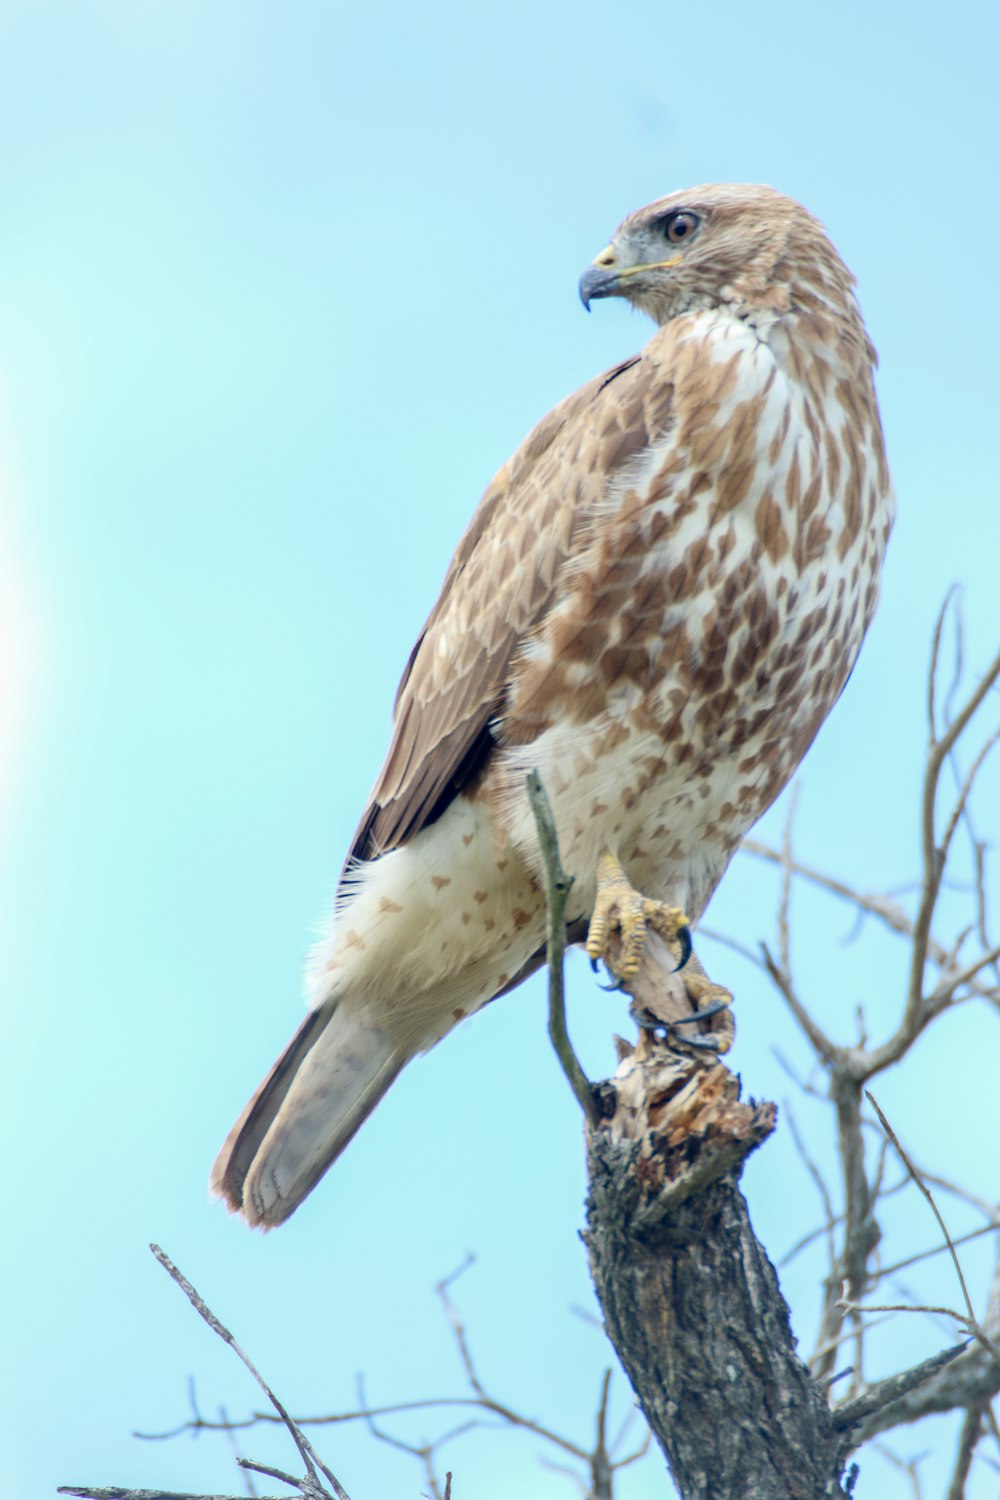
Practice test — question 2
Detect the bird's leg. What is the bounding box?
[585,850,692,983]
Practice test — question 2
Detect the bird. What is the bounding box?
[212,182,893,1228]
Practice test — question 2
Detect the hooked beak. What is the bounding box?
[579,244,619,311]
[579,265,620,311]
[579,246,683,310]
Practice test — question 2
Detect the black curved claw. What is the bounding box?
[668,998,730,1026]
[674,1029,721,1052]
[672,923,693,972]
[599,974,628,993]
[590,956,600,974]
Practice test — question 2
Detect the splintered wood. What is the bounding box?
[599,927,774,1202]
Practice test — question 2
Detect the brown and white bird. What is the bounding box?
[212,183,893,1227]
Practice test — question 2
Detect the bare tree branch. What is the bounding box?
[145,1253,648,1499]
[527,768,599,1126]
[61,1247,352,1500]
[59,1491,280,1500]
[866,1097,1000,1367]
[946,1405,984,1500]
[834,1342,968,1438]
[740,841,1000,1004]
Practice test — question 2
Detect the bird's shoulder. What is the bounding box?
[391,346,679,709]
[346,344,680,866]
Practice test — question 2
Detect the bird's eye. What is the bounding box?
[664,211,700,244]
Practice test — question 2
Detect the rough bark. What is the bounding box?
[582,934,853,1500]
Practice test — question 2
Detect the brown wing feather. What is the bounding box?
[347,352,667,868]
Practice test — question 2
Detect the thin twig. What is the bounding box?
[237,1463,301,1488]
[696,924,763,968]
[59,1490,281,1500]
[928,588,960,744]
[926,941,1000,1006]
[907,639,1000,1044]
[526,770,598,1126]
[760,941,840,1065]
[138,1397,560,1442]
[777,785,800,977]
[865,1099,1000,1367]
[354,1372,451,1500]
[62,1248,351,1500]
[612,1432,652,1470]
[435,1260,590,1460]
[810,1310,902,1367]
[221,1405,258,1500]
[946,1405,984,1500]
[783,1102,837,1274]
[833,1342,967,1433]
[877,1224,1000,1281]
[740,841,1000,1003]
[935,730,1000,898]
[840,1299,973,1323]
[872,1441,926,1500]
[148,1246,351,1500]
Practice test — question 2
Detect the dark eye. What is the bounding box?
[664,210,699,244]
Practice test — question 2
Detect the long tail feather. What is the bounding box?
[210,1001,406,1228]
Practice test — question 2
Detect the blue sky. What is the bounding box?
[2,2,998,1497]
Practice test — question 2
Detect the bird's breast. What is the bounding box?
[496,309,892,918]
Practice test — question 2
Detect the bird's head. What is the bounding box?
[580,183,854,328]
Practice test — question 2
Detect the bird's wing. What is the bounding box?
[347,349,675,867]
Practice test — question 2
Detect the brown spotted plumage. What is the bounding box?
[212,183,893,1226]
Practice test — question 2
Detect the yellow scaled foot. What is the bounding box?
[585,851,692,982]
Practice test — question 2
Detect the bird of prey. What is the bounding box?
[212,182,893,1228]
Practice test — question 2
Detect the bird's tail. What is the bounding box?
[210,999,406,1228]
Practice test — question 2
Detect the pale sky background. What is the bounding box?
[2,2,999,1497]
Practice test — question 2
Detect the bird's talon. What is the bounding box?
[666,997,731,1026]
[586,851,694,991]
[677,1031,721,1052]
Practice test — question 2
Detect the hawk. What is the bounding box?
[212,183,893,1227]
